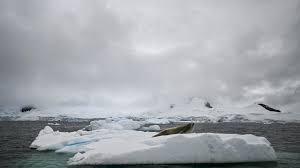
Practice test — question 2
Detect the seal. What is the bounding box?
[153,123,195,137]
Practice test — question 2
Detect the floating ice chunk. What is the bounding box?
[68,133,277,165]
[38,126,54,136]
[48,122,60,126]
[31,126,155,153]
[88,118,142,130]
[30,126,81,151]
[145,118,170,124]
[31,126,277,165]
[140,125,161,131]
[217,114,249,122]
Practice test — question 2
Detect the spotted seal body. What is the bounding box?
[153,123,195,137]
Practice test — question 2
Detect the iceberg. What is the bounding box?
[86,118,142,131]
[47,122,60,126]
[140,125,161,131]
[145,118,171,124]
[30,126,81,151]
[31,124,277,165]
[68,133,276,165]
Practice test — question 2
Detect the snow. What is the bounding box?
[30,126,80,151]
[140,125,161,131]
[68,133,276,165]
[38,126,54,136]
[84,118,171,131]
[1,97,299,123]
[143,98,300,123]
[48,122,60,126]
[31,118,277,165]
[145,118,170,124]
[87,118,142,131]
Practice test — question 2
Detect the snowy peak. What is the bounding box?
[144,98,300,123]
[169,97,214,110]
[186,97,212,107]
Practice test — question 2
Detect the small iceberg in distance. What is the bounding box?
[48,122,60,126]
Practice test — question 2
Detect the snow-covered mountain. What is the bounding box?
[142,97,300,123]
[0,97,299,123]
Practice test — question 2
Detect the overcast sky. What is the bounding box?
[0,0,300,111]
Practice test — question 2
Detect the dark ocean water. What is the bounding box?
[0,121,299,168]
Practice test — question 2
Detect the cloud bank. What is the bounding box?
[0,0,299,112]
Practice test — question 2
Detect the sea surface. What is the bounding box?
[0,121,299,168]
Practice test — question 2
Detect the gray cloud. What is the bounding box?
[0,0,300,111]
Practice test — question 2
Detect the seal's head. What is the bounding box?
[181,123,195,133]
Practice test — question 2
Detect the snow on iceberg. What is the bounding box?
[140,125,161,131]
[31,125,276,165]
[48,122,60,126]
[68,133,276,165]
[145,118,171,124]
[30,125,154,153]
[84,117,172,131]
[86,118,142,131]
[30,126,82,151]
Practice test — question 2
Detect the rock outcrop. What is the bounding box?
[20,105,36,112]
[258,103,281,112]
[205,102,213,108]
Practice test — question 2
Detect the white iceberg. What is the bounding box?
[30,126,81,151]
[31,125,277,165]
[84,117,171,131]
[145,118,171,124]
[48,122,60,126]
[68,133,276,165]
[87,118,142,131]
[140,125,161,131]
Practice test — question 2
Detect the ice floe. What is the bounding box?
[145,118,171,124]
[31,119,277,165]
[85,118,142,131]
[48,122,60,126]
[68,133,276,165]
[140,125,161,131]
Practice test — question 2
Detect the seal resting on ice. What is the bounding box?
[153,123,195,137]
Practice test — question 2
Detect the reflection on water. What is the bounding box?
[0,121,299,168]
[15,152,300,168]
[16,152,73,168]
[74,162,279,168]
